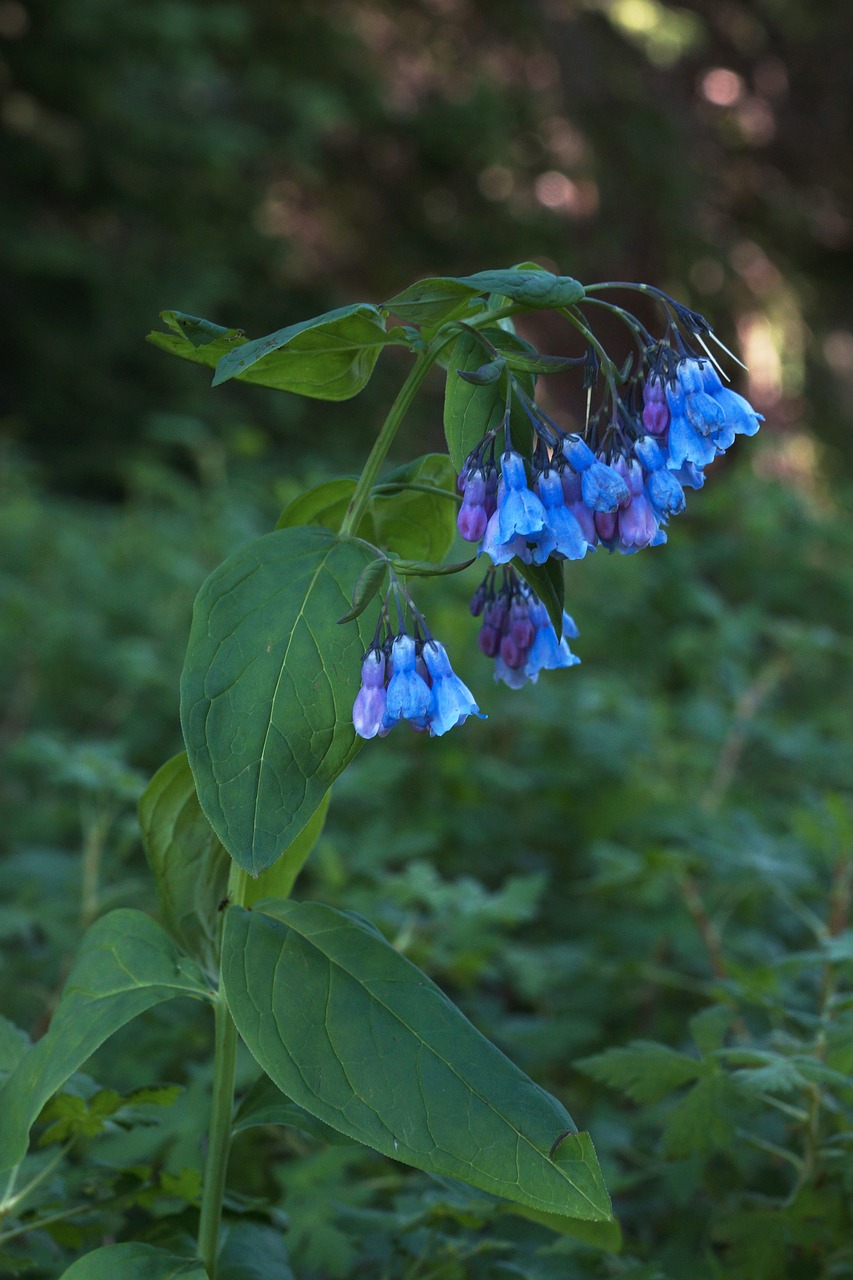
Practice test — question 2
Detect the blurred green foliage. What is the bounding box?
[1,441,851,1275]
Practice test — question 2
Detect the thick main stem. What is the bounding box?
[338,350,435,539]
[197,862,249,1278]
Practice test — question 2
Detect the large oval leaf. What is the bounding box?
[180,526,376,875]
[221,901,612,1223]
[0,911,209,1171]
[212,304,396,399]
[59,1243,207,1279]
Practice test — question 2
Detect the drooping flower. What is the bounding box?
[532,467,590,562]
[663,358,763,470]
[421,639,485,736]
[472,569,581,689]
[457,464,498,543]
[352,648,387,739]
[382,634,434,732]
[613,455,664,553]
[496,449,548,543]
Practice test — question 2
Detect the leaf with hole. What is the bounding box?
[212,304,398,399]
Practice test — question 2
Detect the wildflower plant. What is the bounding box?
[0,265,763,1278]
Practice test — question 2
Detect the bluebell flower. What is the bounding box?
[633,435,686,519]
[421,640,485,736]
[352,648,387,740]
[481,502,533,565]
[525,602,581,680]
[646,467,686,518]
[580,458,631,513]
[532,468,589,562]
[561,434,597,472]
[665,358,763,470]
[382,634,434,732]
[473,570,582,689]
[642,377,669,436]
[560,467,598,545]
[496,450,548,543]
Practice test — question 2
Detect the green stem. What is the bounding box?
[338,303,522,540]
[197,862,249,1278]
[338,350,435,539]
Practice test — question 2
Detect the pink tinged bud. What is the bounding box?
[595,509,618,542]
[457,502,488,542]
[500,632,528,668]
[642,400,670,435]
[643,378,666,405]
[620,457,645,498]
[618,495,659,549]
[353,653,388,740]
[478,624,502,657]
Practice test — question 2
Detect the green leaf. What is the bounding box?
[383,278,485,326]
[392,557,476,578]
[336,557,387,625]
[384,269,584,326]
[277,457,458,562]
[139,752,229,969]
[443,330,536,473]
[243,790,331,906]
[576,1041,705,1105]
[458,357,506,386]
[58,1243,207,1280]
[218,1221,295,1280]
[662,1073,740,1157]
[146,311,248,372]
[233,1073,355,1145]
[276,477,356,533]
[180,526,378,875]
[212,303,396,399]
[0,1017,29,1077]
[371,453,459,561]
[221,900,612,1223]
[516,559,565,636]
[505,1204,622,1252]
[460,269,585,310]
[0,911,209,1171]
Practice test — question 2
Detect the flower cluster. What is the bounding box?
[456,352,762,568]
[351,286,763,742]
[470,568,580,689]
[353,626,485,740]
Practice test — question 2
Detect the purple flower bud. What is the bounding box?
[353,649,387,740]
[478,624,502,658]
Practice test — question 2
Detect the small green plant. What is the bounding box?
[0,264,770,1278]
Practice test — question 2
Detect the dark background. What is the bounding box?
[2,0,851,488]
